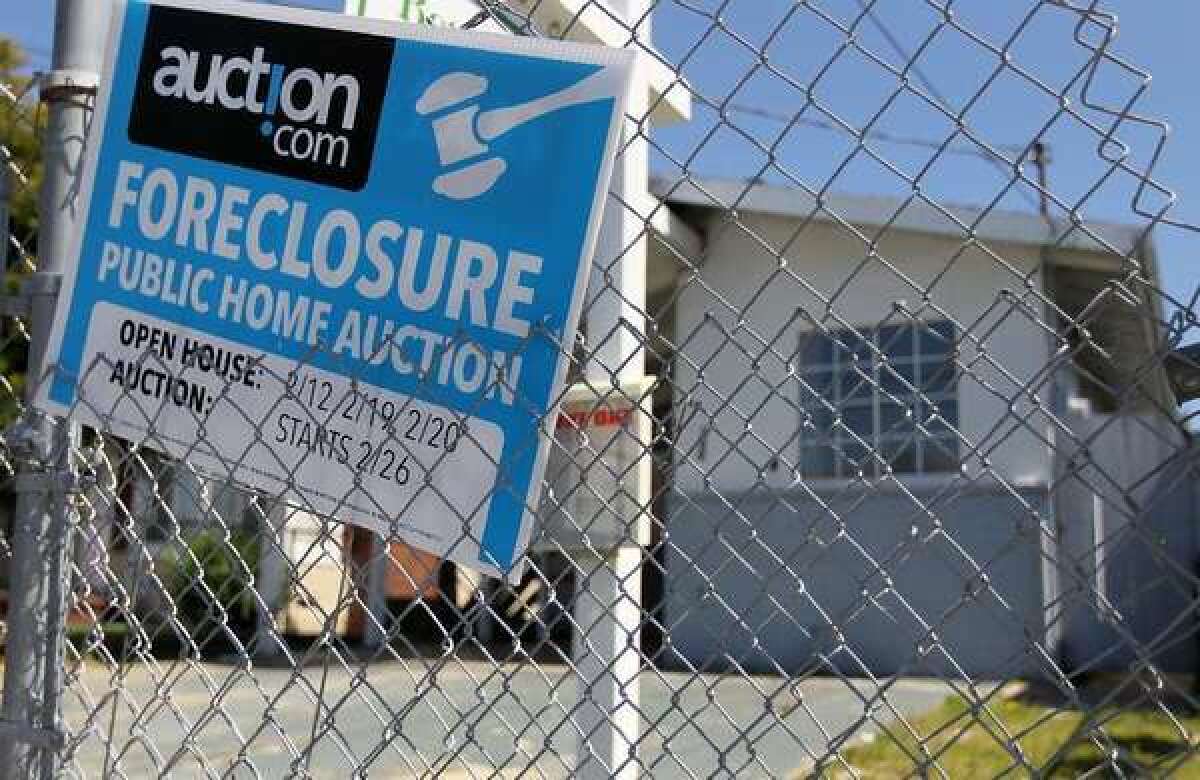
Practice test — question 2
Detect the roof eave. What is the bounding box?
[651,176,1147,260]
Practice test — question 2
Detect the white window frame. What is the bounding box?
[798,320,960,478]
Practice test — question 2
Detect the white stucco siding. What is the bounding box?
[670,212,1062,493]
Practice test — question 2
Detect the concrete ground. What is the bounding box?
[58,657,957,778]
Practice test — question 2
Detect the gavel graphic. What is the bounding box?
[415,67,624,200]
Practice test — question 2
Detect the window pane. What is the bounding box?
[880,401,912,433]
[880,361,916,394]
[919,320,956,356]
[801,369,833,400]
[840,362,874,399]
[920,359,958,394]
[803,405,834,434]
[837,330,872,362]
[913,398,956,427]
[841,405,874,436]
[799,330,834,366]
[836,439,873,477]
[923,436,960,473]
[923,414,956,438]
[881,438,917,474]
[801,445,835,478]
[878,323,914,358]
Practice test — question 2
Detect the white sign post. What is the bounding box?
[346,4,658,774]
[574,48,651,778]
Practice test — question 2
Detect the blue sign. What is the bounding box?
[38,0,631,579]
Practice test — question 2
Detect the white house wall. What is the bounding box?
[670,212,1060,493]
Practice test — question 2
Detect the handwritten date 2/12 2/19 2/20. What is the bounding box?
[276,370,472,484]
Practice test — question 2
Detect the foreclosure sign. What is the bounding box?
[37,0,631,580]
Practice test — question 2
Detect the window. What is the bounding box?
[798,320,960,478]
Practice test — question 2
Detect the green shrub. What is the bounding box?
[160,528,260,642]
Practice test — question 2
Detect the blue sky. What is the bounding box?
[6,1,1197,335]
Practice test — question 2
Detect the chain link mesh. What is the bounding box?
[4,0,1200,776]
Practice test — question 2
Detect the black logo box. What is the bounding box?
[128,5,393,191]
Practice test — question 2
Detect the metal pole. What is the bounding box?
[572,19,649,778]
[1033,141,1052,221]
[0,1,103,777]
[364,533,390,650]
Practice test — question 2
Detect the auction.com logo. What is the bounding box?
[151,46,361,169]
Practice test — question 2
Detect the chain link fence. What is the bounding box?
[3,0,1200,776]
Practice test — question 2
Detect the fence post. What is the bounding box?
[572,27,650,780]
[0,1,104,777]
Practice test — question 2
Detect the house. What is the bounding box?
[646,176,1195,678]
